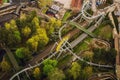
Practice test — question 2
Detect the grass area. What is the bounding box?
[73,37,92,53]
[93,24,112,40]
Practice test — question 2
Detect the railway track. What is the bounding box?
[3,0,117,80]
[9,0,114,80]
[0,3,27,26]
[0,4,17,16]
[0,4,17,25]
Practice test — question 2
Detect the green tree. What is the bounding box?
[82,51,93,62]
[9,19,18,30]
[82,67,93,80]
[69,62,81,80]
[27,27,49,51]
[0,60,11,72]
[105,48,116,64]
[4,20,21,47]
[26,37,38,51]
[15,47,32,60]
[93,48,104,63]
[46,18,62,37]
[55,20,62,28]
[98,25,112,40]
[0,28,8,44]
[5,22,11,30]
[20,13,27,20]
[43,59,58,75]
[21,26,31,37]
[33,67,41,80]
[43,64,54,75]
[32,17,40,28]
[43,59,58,67]
[37,0,52,13]
[48,68,65,80]
[38,0,53,8]
[92,48,116,64]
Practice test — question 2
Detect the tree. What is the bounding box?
[27,27,49,51]
[0,60,11,72]
[5,22,11,30]
[33,67,41,80]
[48,68,65,80]
[82,51,93,62]
[43,59,58,75]
[69,62,81,80]
[46,18,62,38]
[21,26,31,37]
[98,25,112,40]
[43,59,58,67]
[55,20,62,28]
[105,48,116,64]
[15,47,32,60]
[9,19,18,30]
[82,67,93,80]
[43,64,54,75]
[37,0,53,13]
[38,0,53,8]
[93,48,103,63]
[26,37,38,51]
[32,17,40,28]
[20,13,27,20]
[4,20,21,47]
[0,28,8,44]
[93,48,116,64]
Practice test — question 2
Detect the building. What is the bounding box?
[54,0,72,9]
[71,0,83,12]
[0,0,2,4]
[46,1,65,19]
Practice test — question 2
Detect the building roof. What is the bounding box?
[71,0,83,12]
[54,0,72,9]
